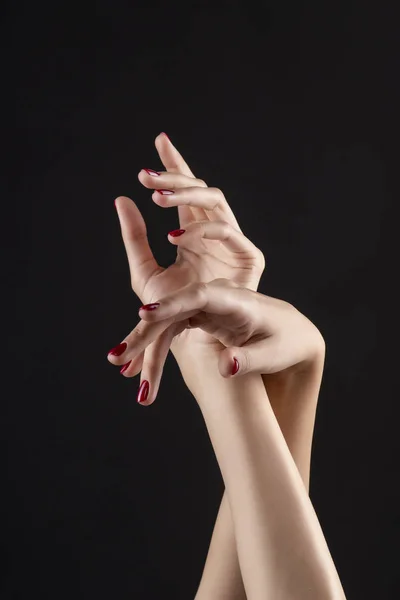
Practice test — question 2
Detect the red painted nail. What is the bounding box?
[139,302,160,311]
[157,189,174,195]
[161,132,171,142]
[168,229,186,237]
[231,357,239,375]
[137,380,149,403]
[108,342,127,356]
[120,360,132,374]
[143,168,160,176]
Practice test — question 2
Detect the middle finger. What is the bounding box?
[138,169,208,191]
[138,169,208,223]
[152,186,242,231]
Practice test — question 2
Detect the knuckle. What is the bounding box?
[239,348,251,373]
[281,299,296,312]
[216,220,232,239]
[130,326,145,343]
[192,281,208,303]
[209,187,225,209]
[255,248,266,270]
[313,328,326,355]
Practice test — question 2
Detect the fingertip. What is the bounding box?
[168,229,186,238]
[138,302,161,316]
[230,357,239,376]
[152,191,170,207]
[114,195,125,208]
[137,379,158,406]
[161,131,170,141]
[219,349,241,378]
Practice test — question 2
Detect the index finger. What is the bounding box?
[155,132,195,177]
[155,132,203,226]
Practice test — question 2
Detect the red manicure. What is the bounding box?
[139,302,160,311]
[144,168,160,176]
[137,380,149,403]
[157,189,174,195]
[120,360,132,374]
[168,229,186,237]
[108,342,127,356]
[161,132,171,142]
[231,357,239,375]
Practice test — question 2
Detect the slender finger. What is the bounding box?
[136,325,177,406]
[151,186,240,230]
[107,280,241,366]
[155,132,195,178]
[115,195,162,298]
[154,132,205,227]
[154,134,241,230]
[138,166,208,224]
[107,313,193,367]
[138,280,246,325]
[218,337,277,378]
[119,351,144,378]
[138,169,208,192]
[168,219,265,265]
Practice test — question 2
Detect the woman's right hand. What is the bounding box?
[110,278,326,405]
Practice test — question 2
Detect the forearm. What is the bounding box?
[262,358,325,493]
[189,356,345,600]
[194,366,321,600]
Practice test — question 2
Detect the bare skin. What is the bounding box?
[107,134,345,598]
[109,278,345,599]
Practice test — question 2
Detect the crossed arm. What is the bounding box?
[180,353,345,600]
[109,133,346,599]
[194,365,323,599]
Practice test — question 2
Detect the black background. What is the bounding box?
[4,1,398,598]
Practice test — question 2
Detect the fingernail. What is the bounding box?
[137,380,149,404]
[161,132,171,142]
[139,302,160,311]
[168,229,186,237]
[114,198,118,208]
[157,189,174,195]
[231,357,239,375]
[120,360,132,374]
[143,168,160,177]
[108,342,127,356]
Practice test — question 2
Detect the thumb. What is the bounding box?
[115,195,161,299]
[218,338,278,378]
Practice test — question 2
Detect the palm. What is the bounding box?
[115,133,264,354]
[145,230,261,349]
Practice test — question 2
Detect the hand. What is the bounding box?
[109,278,325,405]
[108,133,265,390]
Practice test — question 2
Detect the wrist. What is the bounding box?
[171,340,263,403]
[262,351,325,407]
[170,342,221,396]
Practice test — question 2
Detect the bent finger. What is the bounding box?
[154,132,203,227]
[168,219,265,264]
[152,187,241,231]
[136,325,177,406]
[119,351,144,378]
[218,337,276,378]
[138,280,247,326]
